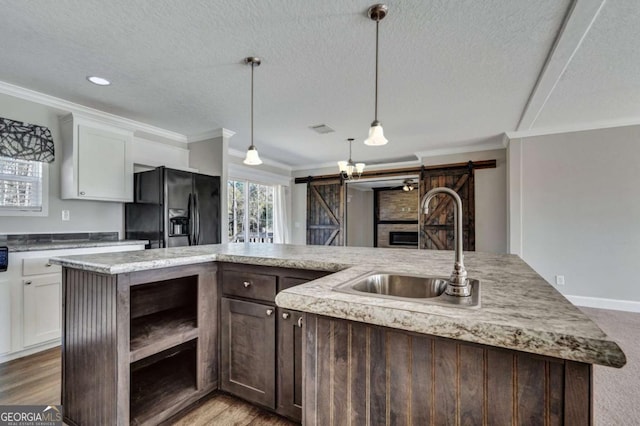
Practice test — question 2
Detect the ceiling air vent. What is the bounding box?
[309,124,335,134]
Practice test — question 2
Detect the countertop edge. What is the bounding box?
[275,291,627,368]
[8,240,148,253]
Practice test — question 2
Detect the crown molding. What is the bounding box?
[228,148,293,172]
[0,80,188,143]
[188,128,236,143]
[228,163,292,187]
[414,139,506,160]
[506,117,640,140]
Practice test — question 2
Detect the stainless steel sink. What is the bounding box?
[334,272,480,308]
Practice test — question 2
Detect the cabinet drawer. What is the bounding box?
[222,271,276,302]
[22,257,62,276]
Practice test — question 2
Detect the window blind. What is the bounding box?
[0,156,43,211]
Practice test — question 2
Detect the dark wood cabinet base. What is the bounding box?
[303,314,592,426]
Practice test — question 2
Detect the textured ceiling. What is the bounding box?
[2,0,628,168]
[534,0,640,128]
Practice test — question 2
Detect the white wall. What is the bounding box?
[346,187,374,247]
[291,150,507,253]
[0,92,198,237]
[0,93,123,235]
[509,126,640,306]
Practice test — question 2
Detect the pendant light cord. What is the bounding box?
[250,62,254,148]
[374,19,379,121]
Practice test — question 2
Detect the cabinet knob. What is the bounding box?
[45,263,52,267]
[25,280,32,285]
[80,191,86,195]
[243,281,251,288]
[282,312,290,320]
[297,317,303,328]
[266,309,273,316]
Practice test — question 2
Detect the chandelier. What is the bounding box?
[337,138,365,181]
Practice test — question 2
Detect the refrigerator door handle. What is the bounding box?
[194,193,201,245]
[187,193,193,246]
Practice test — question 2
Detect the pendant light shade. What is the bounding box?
[244,145,262,165]
[365,120,388,146]
[243,56,263,166]
[364,4,389,146]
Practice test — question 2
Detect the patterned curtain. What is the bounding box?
[0,116,55,163]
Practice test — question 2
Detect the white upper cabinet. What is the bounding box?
[60,114,133,202]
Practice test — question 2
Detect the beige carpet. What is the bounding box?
[580,307,640,426]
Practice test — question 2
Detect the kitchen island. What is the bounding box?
[51,244,625,425]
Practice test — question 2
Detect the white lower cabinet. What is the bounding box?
[23,274,62,347]
[0,243,146,362]
[0,279,10,355]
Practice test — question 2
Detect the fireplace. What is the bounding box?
[389,231,418,247]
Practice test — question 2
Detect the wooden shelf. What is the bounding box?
[130,347,197,425]
[130,307,197,363]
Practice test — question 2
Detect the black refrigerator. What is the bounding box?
[125,167,221,248]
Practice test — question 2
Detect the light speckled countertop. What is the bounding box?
[49,243,626,368]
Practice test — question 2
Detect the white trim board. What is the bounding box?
[565,295,640,313]
[0,80,188,143]
[228,163,292,187]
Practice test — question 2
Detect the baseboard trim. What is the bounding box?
[566,295,640,313]
[0,340,60,364]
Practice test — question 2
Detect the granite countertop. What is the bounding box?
[7,239,148,252]
[49,243,626,368]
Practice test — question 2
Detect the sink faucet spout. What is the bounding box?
[420,187,470,297]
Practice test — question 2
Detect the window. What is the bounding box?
[228,180,274,243]
[0,156,44,212]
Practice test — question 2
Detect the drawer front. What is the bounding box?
[222,271,277,302]
[23,257,62,276]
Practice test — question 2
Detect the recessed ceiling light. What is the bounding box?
[87,76,111,86]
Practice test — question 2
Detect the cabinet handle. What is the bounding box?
[297,317,303,328]
[266,309,273,316]
[25,281,32,285]
[243,281,251,288]
[282,312,290,320]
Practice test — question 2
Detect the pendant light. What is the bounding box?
[364,4,389,146]
[337,138,365,181]
[243,57,263,165]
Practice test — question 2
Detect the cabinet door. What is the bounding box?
[220,297,276,408]
[23,274,61,347]
[78,125,132,201]
[0,279,10,354]
[277,308,304,421]
[193,174,220,245]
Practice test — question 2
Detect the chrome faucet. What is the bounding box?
[420,187,471,297]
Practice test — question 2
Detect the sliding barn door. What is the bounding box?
[306,180,345,246]
[420,165,475,251]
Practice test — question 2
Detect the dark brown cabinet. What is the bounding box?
[61,264,218,426]
[219,264,329,423]
[277,308,304,420]
[220,296,276,408]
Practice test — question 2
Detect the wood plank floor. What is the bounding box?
[0,347,296,426]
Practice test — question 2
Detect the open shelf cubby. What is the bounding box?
[129,275,198,362]
[130,341,197,425]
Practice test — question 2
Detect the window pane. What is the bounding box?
[0,156,43,211]
[227,180,245,242]
[228,179,274,244]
